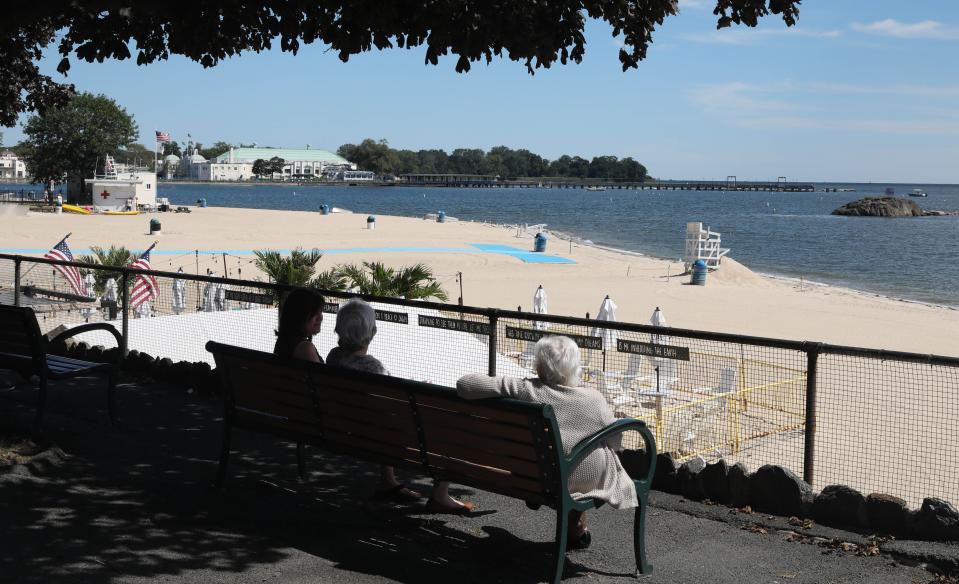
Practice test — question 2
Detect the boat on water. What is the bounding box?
[909,188,928,197]
[584,186,606,192]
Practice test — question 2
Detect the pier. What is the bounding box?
[399,174,821,192]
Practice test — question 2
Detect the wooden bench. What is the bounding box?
[207,341,657,583]
[0,305,122,432]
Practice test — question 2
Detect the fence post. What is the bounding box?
[120,270,130,356]
[14,258,21,306]
[803,343,821,486]
[488,309,499,376]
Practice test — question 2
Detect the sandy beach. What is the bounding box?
[2,204,957,356]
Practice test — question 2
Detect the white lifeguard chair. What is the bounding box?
[683,222,729,270]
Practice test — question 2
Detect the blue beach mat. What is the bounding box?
[469,244,576,264]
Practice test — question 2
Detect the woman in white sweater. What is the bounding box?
[456,335,637,549]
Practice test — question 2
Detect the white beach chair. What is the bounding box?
[691,366,738,417]
[611,357,678,411]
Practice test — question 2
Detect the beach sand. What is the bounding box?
[3,205,956,354]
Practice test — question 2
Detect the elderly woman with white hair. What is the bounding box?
[327,298,474,514]
[456,335,637,550]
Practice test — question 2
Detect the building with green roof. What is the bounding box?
[173,146,358,181]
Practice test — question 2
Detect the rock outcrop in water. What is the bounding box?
[832,197,924,217]
[832,197,959,217]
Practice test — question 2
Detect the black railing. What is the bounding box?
[1,252,958,508]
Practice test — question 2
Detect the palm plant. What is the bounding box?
[311,268,349,292]
[337,261,448,301]
[77,245,135,295]
[253,247,324,304]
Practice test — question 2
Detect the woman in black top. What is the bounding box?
[273,289,325,363]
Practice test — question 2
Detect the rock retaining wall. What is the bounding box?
[619,450,959,542]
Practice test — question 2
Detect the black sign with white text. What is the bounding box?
[616,339,690,361]
[375,309,409,325]
[505,326,604,350]
[418,315,489,335]
[225,290,274,306]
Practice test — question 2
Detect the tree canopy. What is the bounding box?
[338,140,647,180]
[1,2,800,126]
[21,92,138,187]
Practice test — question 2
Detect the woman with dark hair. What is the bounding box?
[273,288,326,363]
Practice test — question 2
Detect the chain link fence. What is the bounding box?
[1,253,958,506]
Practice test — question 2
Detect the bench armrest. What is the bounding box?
[566,418,657,484]
[49,323,123,363]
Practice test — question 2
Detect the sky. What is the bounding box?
[3,1,958,183]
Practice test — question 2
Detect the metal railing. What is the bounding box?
[1,252,958,507]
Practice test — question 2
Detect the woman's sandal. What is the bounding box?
[424,498,476,515]
[373,483,424,503]
[566,529,592,550]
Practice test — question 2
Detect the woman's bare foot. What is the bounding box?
[425,495,475,514]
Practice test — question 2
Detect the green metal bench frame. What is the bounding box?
[207,341,656,583]
[0,304,122,432]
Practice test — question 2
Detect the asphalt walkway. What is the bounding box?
[0,372,949,584]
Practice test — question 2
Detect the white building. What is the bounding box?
[0,150,27,180]
[86,155,157,211]
[161,145,359,182]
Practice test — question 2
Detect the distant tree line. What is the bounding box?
[336,138,648,180]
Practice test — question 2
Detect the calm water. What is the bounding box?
[154,182,959,307]
[6,181,958,307]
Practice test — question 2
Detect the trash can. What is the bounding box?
[149,218,161,234]
[533,232,548,253]
[437,210,446,223]
[691,259,708,285]
[198,198,208,208]
[367,215,376,230]
[320,204,330,215]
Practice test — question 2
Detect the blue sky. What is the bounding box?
[4,1,957,183]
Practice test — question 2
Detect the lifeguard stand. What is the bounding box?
[683,222,729,270]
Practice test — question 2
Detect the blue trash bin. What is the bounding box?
[691,259,708,285]
[320,204,330,215]
[533,232,548,253]
[437,210,446,223]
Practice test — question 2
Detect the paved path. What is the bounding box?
[0,372,947,584]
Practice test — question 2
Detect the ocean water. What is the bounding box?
[155,182,959,308]
[5,181,958,307]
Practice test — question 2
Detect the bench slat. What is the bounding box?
[323,416,419,449]
[422,440,543,480]
[316,399,417,434]
[316,373,411,401]
[414,393,533,427]
[324,429,422,467]
[418,408,537,444]
[426,453,549,500]
[318,385,412,417]
[234,412,325,443]
[421,424,541,462]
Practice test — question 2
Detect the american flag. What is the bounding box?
[155,130,171,142]
[129,246,159,309]
[44,236,87,297]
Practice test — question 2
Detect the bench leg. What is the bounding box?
[551,507,569,584]
[106,368,118,426]
[633,493,652,576]
[296,441,306,482]
[215,421,233,489]
[33,376,48,435]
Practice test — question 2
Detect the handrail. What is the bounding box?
[4,252,959,366]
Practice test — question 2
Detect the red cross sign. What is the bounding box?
[100,190,110,200]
